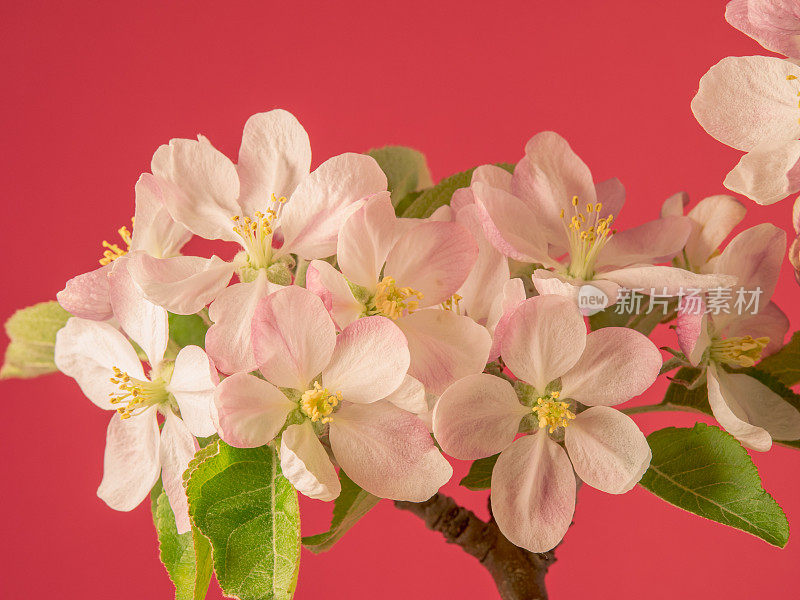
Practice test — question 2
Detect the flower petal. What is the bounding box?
[565,406,651,494]
[433,373,527,460]
[684,195,746,267]
[97,411,161,511]
[159,411,198,534]
[722,301,789,356]
[600,266,736,295]
[675,303,711,366]
[337,192,396,288]
[323,316,409,404]
[500,296,586,391]
[486,277,527,362]
[597,216,691,267]
[595,177,626,218]
[214,372,296,447]
[55,318,145,410]
[167,345,219,438]
[396,309,492,395]
[127,253,235,315]
[691,56,800,152]
[280,422,341,501]
[130,173,192,258]
[472,164,513,191]
[532,270,621,309]
[724,139,800,205]
[279,153,387,260]
[661,192,689,218]
[236,110,312,216]
[305,259,363,329]
[151,136,241,241]
[252,284,336,389]
[57,265,113,321]
[559,328,661,406]
[491,432,576,553]
[381,375,428,414]
[707,364,772,451]
[384,221,478,307]
[329,401,452,501]
[726,0,800,58]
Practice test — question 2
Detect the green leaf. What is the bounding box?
[185,440,301,600]
[459,454,499,491]
[757,331,800,387]
[400,163,515,219]
[168,313,209,349]
[640,423,789,547]
[151,481,213,600]
[366,146,433,207]
[302,470,380,554]
[1,301,71,379]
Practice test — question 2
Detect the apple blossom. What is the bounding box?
[53,261,218,532]
[213,285,452,502]
[726,0,800,58]
[433,294,660,552]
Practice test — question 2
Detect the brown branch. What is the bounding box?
[394,493,556,600]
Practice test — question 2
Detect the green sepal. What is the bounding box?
[1,301,71,379]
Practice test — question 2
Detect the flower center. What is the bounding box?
[232,194,286,270]
[367,276,424,320]
[300,382,342,424]
[710,335,770,368]
[99,221,133,266]
[108,366,170,419]
[441,293,463,313]
[533,392,575,433]
[560,196,615,280]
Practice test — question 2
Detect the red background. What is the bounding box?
[2,1,799,598]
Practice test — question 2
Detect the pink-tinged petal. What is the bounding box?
[337,192,396,288]
[500,296,586,391]
[712,223,786,303]
[794,195,800,234]
[159,411,198,534]
[726,0,800,58]
[236,110,311,216]
[684,195,746,268]
[151,136,241,242]
[598,216,691,267]
[487,277,527,362]
[791,237,800,284]
[97,411,160,512]
[706,365,772,451]
[167,345,219,438]
[532,270,620,309]
[206,272,275,375]
[279,153,387,260]
[675,302,711,367]
[428,205,453,221]
[252,285,336,389]
[691,56,800,152]
[396,309,492,395]
[723,302,789,356]
[450,187,475,213]
[305,260,363,329]
[565,407,651,494]
[329,401,452,501]
[600,266,736,295]
[57,265,113,321]
[323,316,409,404]
[127,253,235,315]
[594,177,626,218]
[108,258,168,367]
[472,181,551,263]
[560,328,661,406]
[433,373,527,460]
[724,139,800,205]
[455,204,510,323]
[661,192,689,218]
[381,375,427,415]
[280,422,341,501]
[384,221,478,307]
[511,131,598,247]
[214,372,295,447]
[54,318,144,410]
[491,432,576,553]
[130,173,192,258]
[472,164,513,191]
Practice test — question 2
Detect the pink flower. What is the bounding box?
[470,133,733,303]
[128,109,388,373]
[54,260,218,532]
[213,285,452,502]
[675,223,800,450]
[433,295,660,552]
[306,193,492,395]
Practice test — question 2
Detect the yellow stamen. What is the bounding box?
[232,194,286,269]
[108,366,169,419]
[300,382,341,424]
[99,220,134,266]
[560,197,614,280]
[533,392,575,433]
[371,276,424,320]
[710,335,770,368]
[441,293,462,313]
